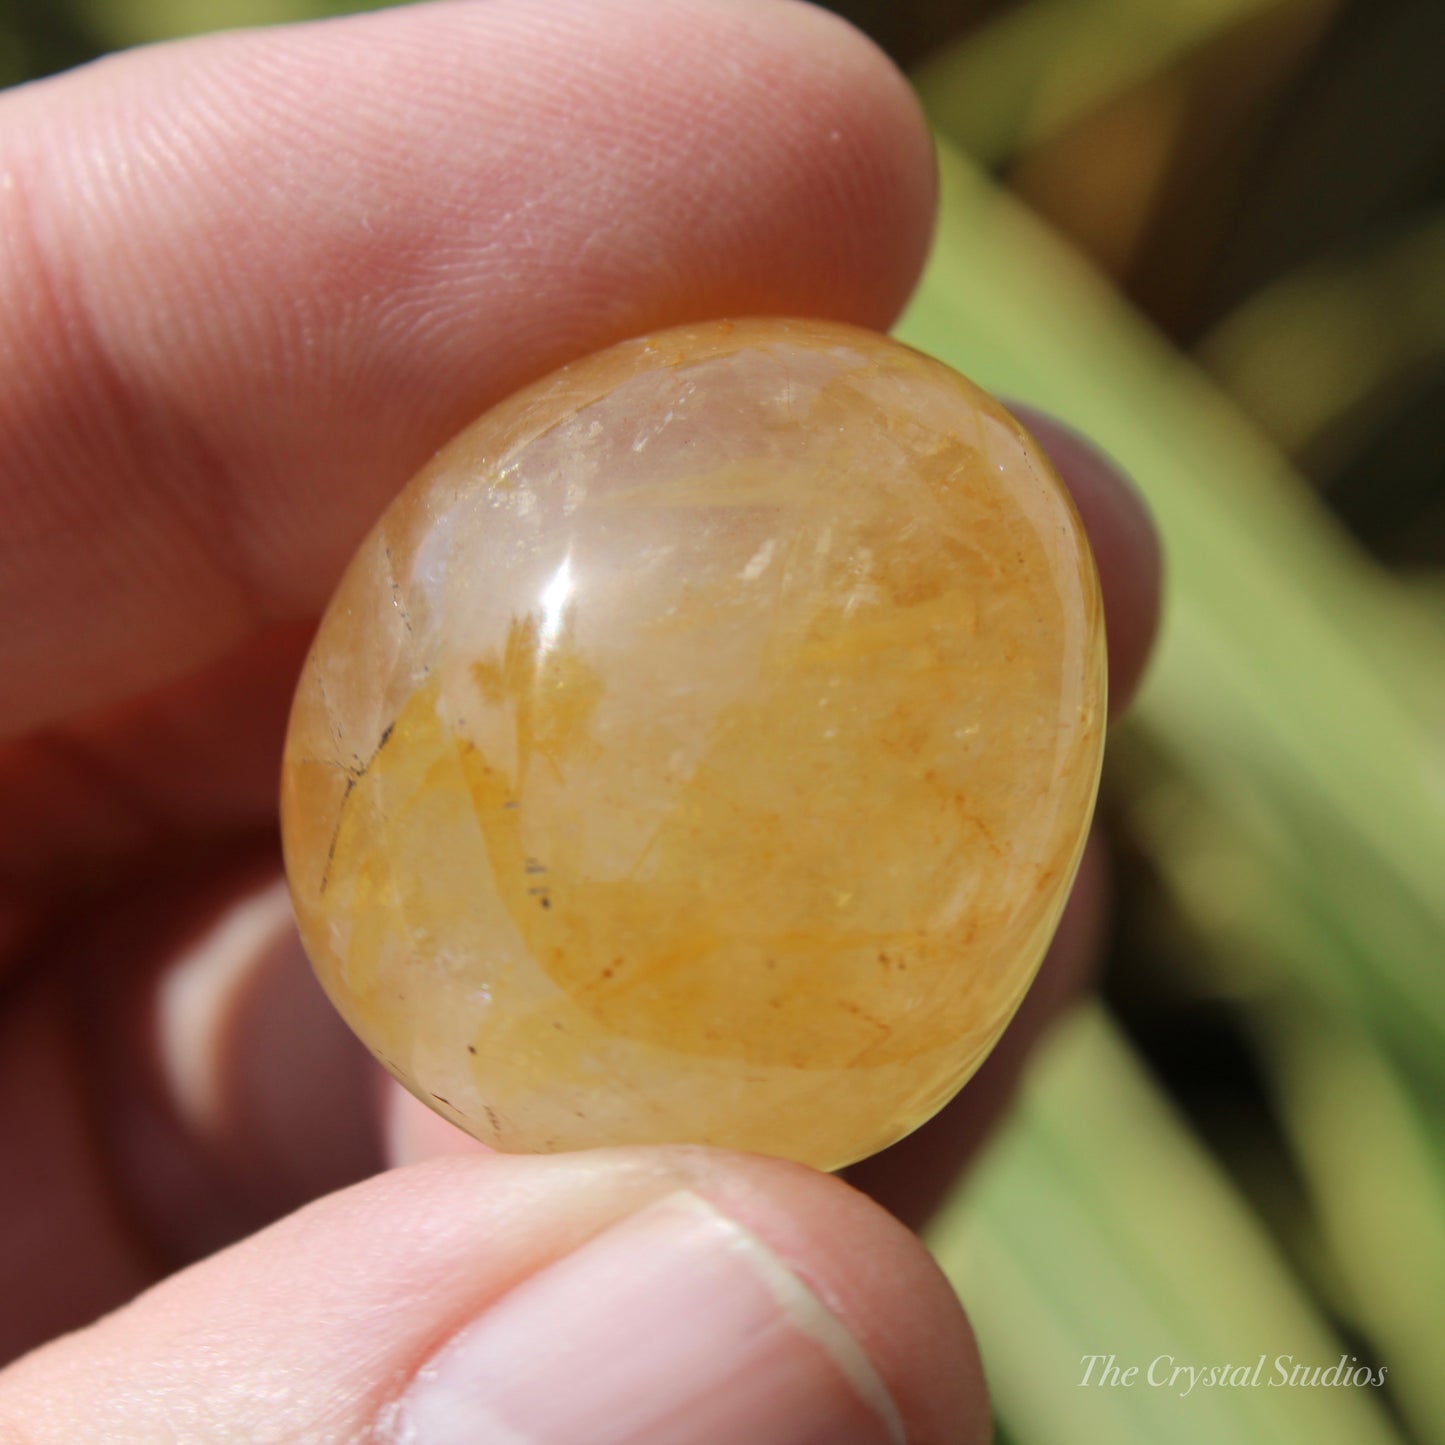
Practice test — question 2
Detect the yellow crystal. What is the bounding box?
[280,318,1106,1170]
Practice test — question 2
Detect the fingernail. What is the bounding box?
[387,1190,906,1445]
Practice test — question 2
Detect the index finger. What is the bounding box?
[0,0,936,738]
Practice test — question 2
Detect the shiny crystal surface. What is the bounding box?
[280,318,1106,1170]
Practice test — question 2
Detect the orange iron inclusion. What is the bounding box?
[280,318,1106,1171]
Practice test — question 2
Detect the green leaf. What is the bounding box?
[68,0,406,49]
[912,0,1300,164]
[928,1007,1404,1445]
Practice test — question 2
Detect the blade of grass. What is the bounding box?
[68,0,404,48]
[911,0,1331,165]
[1263,1006,1445,1445]
[928,1004,1403,1445]
[1121,755,1445,1442]
[1197,209,1445,460]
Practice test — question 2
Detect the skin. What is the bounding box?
[0,1,1159,1439]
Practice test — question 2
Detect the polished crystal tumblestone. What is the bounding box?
[280,318,1106,1170]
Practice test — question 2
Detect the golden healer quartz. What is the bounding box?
[280,318,1106,1171]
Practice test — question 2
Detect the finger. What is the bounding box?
[0,857,382,1360]
[1015,409,1162,718]
[0,970,156,1366]
[0,0,936,738]
[0,1152,987,1445]
[0,623,312,959]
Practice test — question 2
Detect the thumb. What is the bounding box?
[0,1150,986,1444]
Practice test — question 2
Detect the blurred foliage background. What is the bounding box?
[5,0,1442,1441]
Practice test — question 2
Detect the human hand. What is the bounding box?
[0,2,1158,1439]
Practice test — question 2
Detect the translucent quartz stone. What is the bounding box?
[280,318,1106,1171]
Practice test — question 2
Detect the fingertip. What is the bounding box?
[0,0,941,731]
[0,1146,987,1444]
[681,1151,990,1445]
[748,0,939,328]
[1013,408,1163,718]
[387,1100,987,1440]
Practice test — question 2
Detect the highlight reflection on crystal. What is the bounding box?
[280,318,1106,1170]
